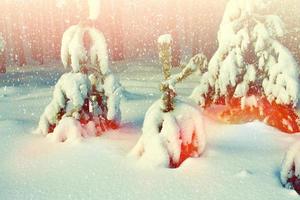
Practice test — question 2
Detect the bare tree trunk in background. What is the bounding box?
[109,0,125,61]
[9,2,26,66]
[25,1,44,64]
[0,51,6,73]
[0,1,7,73]
[179,0,192,52]
[192,0,224,59]
[77,0,89,21]
[42,0,56,62]
[191,0,200,57]
[51,1,65,59]
[192,0,207,57]
[44,0,56,60]
[166,0,181,67]
[276,0,300,62]
[1,0,298,68]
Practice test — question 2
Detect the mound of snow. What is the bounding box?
[47,117,97,143]
[129,98,206,168]
[47,117,86,143]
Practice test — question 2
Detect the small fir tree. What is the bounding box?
[128,34,207,168]
[36,0,122,141]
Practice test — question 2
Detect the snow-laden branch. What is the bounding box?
[37,73,91,135]
[158,34,208,112]
[61,24,109,74]
[281,142,300,191]
[161,53,208,91]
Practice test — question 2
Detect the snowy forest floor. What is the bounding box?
[1,60,300,200]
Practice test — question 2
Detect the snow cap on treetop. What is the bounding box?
[158,34,173,45]
[225,0,272,20]
[55,0,66,9]
[88,0,101,20]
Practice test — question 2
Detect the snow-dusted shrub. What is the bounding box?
[129,34,206,168]
[191,0,300,133]
[281,142,300,194]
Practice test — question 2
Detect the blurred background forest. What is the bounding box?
[0,0,299,69]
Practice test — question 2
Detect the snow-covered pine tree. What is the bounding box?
[191,0,300,133]
[128,34,206,168]
[0,33,5,73]
[37,0,122,142]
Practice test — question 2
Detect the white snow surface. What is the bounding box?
[129,98,206,168]
[1,62,300,200]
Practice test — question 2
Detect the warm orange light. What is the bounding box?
[220,96,300,134]
[170,132,199,168]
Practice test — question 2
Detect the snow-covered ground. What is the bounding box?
[1,61,300,200]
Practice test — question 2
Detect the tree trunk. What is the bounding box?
[25,1,44,64]
[9,2,26,66]
[0,1,7,73]
[109,0,125,61]
[166,0,181,67]
[192,0,224,59]
[0,49,6,73]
